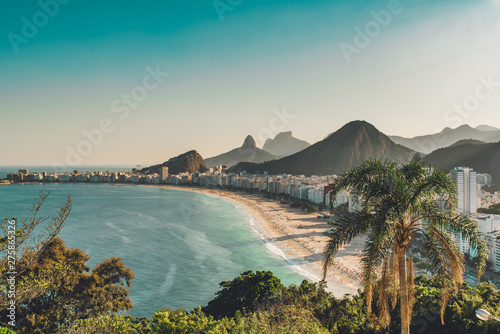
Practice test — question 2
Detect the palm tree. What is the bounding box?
[322,159,487,334]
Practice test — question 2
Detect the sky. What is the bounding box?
[1,0,500,167]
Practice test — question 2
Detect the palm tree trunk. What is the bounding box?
[399,248,410,334]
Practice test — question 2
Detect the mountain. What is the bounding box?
[449,139,486,147]
[422,141,500,192]
[476,125,500,132]
[204,135,277,167]
[229,121,416,176]
[141,150,207,175]
[262,132,310,157]
[389,124,500,154]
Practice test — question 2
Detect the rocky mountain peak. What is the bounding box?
[241,135,257,149]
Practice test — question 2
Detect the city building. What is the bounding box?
[477,173,493,187]
[450,167,477,214]
[160,167,169,181]
[484,231,500,273]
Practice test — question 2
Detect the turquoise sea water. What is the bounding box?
[0,183,304,317]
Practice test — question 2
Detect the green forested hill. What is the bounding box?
[423,141,500,191]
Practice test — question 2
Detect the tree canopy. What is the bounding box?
[202,270,285,319]
[0,192,134,333]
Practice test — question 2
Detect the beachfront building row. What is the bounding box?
[5,166,498,212]
[7,166,500,272]
[6,168,353,209]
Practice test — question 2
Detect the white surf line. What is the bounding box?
[264,241,322,282]
[246,212,323,283]
[160,188,324,284]
[144,186,357,295]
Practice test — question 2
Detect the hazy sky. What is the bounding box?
[1,0,500,166]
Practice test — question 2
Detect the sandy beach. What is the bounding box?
[144,185,365,298]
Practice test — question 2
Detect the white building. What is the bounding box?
[484,231,500,273]
[308,187,325,204]
[450,167,477,214]
[476,215,500,234]
[325,191,349,208]
[477,215,500,270]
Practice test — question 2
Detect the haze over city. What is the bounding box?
[1,0,500,166]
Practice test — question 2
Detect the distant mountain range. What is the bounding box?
[389,124,500,154]
[140,121,499,188]
[422,141,500,191]
[476,125,499,132]
[262,132,310,157]
[141,150,207,175]
[204,136,276,167]
[229,121,416,176]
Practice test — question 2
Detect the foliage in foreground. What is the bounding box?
[0,192,72,314]
[58,303,330,334]
[2,269,500,333]
[58,315,146,334]
[54,273,500,334]
[0,192,135,334]
[202,270,285,319]
[0,237,135,334]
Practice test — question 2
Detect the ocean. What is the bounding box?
[0,183,304,317]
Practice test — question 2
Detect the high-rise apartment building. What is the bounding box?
[450,167,477,214]
[160,167,169,182]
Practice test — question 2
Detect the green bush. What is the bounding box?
[232,304,329,333]
[59,315,147,334]
[151,307,229,334]
[202,270,285,319]
[0,327,16,334]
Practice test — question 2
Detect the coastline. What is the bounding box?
[141,184,364,298]
[3,182,365,297]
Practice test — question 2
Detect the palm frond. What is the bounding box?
[322,211,372,281]
[377,255,391,328]
[426,212,488,279]
[389,243,398,309]
[329,159,397,208]
[422,226,464,324]
[361,213,397,314]
[409,166,457,208]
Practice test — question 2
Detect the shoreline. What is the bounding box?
[141,184,364,298]
[4,182,365,297]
